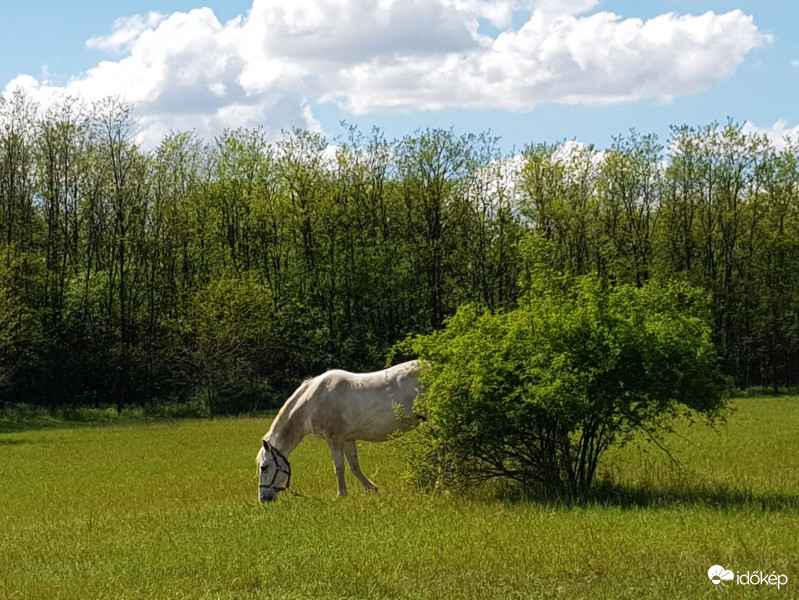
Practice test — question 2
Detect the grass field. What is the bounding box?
[1,395,797,599]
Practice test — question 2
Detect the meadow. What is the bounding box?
[1,395,797,599]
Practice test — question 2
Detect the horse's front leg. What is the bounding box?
[344,440,378,492]
[327,441,348,497]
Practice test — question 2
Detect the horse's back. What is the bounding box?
[309,361,421,443]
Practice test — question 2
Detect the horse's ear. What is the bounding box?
[263,439,271,452]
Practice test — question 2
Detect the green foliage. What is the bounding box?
[0,247,40,392]
[186,273,276,414]
[406,274,726,495]
[0,95,527,410]
[1,89,799,411]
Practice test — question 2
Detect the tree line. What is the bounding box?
[0,90,797,412]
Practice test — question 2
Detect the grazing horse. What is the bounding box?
[257,360,424,502]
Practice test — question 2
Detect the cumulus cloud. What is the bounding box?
[2,0,772,144]
[86,12,169,54]
[742,119,799,150]
[335,8,769,112]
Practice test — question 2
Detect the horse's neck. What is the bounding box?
[267,394,311,457]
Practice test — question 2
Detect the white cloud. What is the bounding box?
[335,9,769,112]
[742,119,799,150]
[2,1,771,145]
[87,12,168,54]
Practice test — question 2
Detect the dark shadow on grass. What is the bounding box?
[588,480,799,512]
[738,386,799,398]
[0,418,59,434]
[494,480,799,512]
[0,401,212,434]
[0,437,27,445]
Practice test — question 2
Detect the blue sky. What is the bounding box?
[1,0,796,150]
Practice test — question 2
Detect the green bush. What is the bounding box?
[405,275,727,496]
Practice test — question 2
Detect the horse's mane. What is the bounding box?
[265,377,314,441]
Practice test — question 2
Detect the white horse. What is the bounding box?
[257,360,424,502]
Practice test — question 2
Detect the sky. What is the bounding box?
[1,0,797,151]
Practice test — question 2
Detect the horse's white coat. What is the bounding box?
[257,360,423,501]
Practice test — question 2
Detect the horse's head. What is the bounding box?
[257,439,291,502]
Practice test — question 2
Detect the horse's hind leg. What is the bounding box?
[344,440,378,492]
[327,441,348,497]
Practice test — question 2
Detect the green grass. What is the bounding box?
[1,396,797,599]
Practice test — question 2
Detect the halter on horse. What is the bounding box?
[259,440,292,496]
